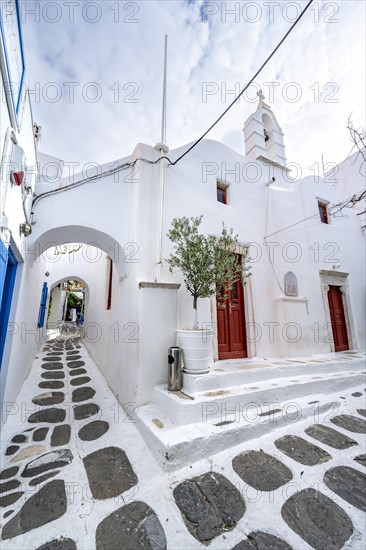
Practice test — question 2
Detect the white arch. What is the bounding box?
[50,275,89,293]
[27,225,128,279]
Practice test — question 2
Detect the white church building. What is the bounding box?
[1,1,365,425]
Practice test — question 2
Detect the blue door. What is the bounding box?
[0,241,18,368]
[38,282,48,329]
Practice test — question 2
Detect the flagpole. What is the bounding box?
[156,35,168,282]
[161,34,168,145]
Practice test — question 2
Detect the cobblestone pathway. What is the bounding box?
[1,336,365,549]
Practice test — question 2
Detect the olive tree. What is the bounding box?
[167,216,251,329]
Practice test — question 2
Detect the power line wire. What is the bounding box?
[169,0,315,166]
[32,0,314,209]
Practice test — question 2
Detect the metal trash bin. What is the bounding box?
[168,346,182,391]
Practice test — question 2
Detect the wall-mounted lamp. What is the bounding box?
[20,222,32,237]
[45,271,50,277]
[332,262,341,270]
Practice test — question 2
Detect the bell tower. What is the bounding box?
[243,90,286,167]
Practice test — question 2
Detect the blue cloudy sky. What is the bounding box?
[20,0,365,175]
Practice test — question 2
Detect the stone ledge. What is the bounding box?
[138,281,180,290]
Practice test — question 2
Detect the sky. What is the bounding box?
[18,0,366,176]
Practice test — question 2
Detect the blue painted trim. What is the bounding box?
[0,239,8,305]
[0,246,18,369]
[0,0,26,124]
[38,282,48,329]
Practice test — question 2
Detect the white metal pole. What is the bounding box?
[161,34,168,146]
[156,35,168,282]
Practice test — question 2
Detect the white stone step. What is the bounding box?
[182,352,365,394]
[153,358,365,426]
[136,396,346,472]
[136,355,365,471]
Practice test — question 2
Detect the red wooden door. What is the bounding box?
[328,285,349,351]
[216,262,247,360]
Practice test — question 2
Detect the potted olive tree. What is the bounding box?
[167,216,247,374]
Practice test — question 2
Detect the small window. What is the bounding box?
[318,201,329,224]
[107,258,113,310]
[217,182,228,204]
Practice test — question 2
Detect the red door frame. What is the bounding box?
[216,260,247,360]
[328,285,349,352]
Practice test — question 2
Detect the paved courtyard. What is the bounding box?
[1,336,365,549]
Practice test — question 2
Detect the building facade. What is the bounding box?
[1,1,365,417]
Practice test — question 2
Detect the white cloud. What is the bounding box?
[21,0,365,175]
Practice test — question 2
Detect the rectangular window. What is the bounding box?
[107,258,113,310]
[217,182,228,204]
[318,201,329,224]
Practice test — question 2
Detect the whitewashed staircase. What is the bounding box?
[136,351,366,470]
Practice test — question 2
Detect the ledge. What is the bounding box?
[139,281,181,290]
[276,296,308,301]
[257,155,289,171]
[319,269,349,277]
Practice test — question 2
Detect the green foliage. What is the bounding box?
[167,216,249,326]
[67,292,80,310]
[47,293,52,321]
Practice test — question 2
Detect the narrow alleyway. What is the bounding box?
[1,335,365,549]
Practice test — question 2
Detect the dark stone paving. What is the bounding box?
[83,447,138,500]
[41,363,64,371]
[354,454,366,467]
[67,355,82,361]
[281,488,353,550]
[232,531,292,550]
[43,357,62,362]
[5,446,19,456]
[78,420,109,441]
[232,450,292,491]
[259,409,282,417]
[70,376,91,386]
[173,471,245,542]
[274,435,332,466]
[72,386,96,403]
[324,466,366,511]
[305,424,358,449]
[352,392,363,397]
[67,361,85,369]
[32,392,65,406]
[69,368,87,377]
[22,449,73,477]
[51,424,71,447]
[357,409,366,417]
[33,427,49,441]
[29,471,60,487]
[0,466,19,480]
[41,371,65,380]
[28,408,66,424]
[39,381,64,390]
[0,479,20,493]
[73,403,100,420]
[2,480,67,540]
[95,501,167,550]
[36,538,77,550]
[3,510,14,518]
[330,414,366,433]
[11,435,27,444]
[0,492,23,508]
